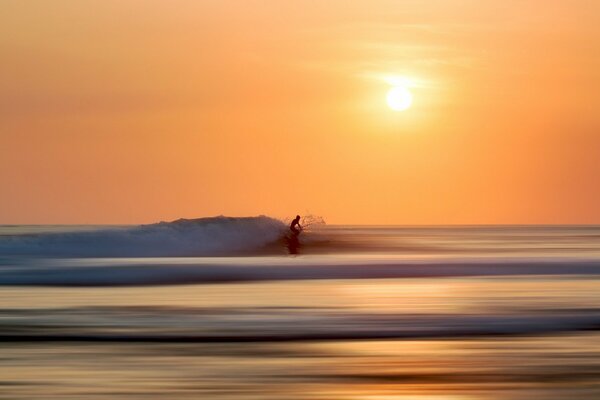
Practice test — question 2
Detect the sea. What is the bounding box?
[0,216,599,399]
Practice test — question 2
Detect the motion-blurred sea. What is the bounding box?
[0,218,599,399]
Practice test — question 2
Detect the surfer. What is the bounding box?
[286,215,302,255]
[290,215,302,235]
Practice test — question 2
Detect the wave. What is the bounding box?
[1,256,600,286]
[0,216,286,257]
[1,306,598,342]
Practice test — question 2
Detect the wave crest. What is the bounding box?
[0,216,286,257]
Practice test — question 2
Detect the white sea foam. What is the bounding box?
[1,256,599,286]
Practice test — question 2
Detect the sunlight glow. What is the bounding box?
[384,76,416,87]
[387,85,413,111]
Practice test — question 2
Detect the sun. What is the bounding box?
[386,85,413,111]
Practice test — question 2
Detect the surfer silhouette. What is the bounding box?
[290,215,302,235]
[287,215,302,254]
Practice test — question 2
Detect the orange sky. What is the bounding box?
[1,0,599,224]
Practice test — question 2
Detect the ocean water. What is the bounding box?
[0,218,599,399]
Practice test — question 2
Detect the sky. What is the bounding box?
[1,0,599,224]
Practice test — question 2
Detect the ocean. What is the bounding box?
[0,217,599,399]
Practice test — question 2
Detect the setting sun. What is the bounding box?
[386,85,413,111]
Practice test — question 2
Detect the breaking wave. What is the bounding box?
[0,216,286,257]
[1,306,599,342]
[1,257,600,287]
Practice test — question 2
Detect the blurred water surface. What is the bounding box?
[0,225,599,398]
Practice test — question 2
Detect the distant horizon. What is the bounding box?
[3,215,600,227]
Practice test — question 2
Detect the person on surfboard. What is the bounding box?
[287,215,302,254]
[290,215,302,235]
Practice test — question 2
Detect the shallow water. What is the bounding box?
[0,224,599,398]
